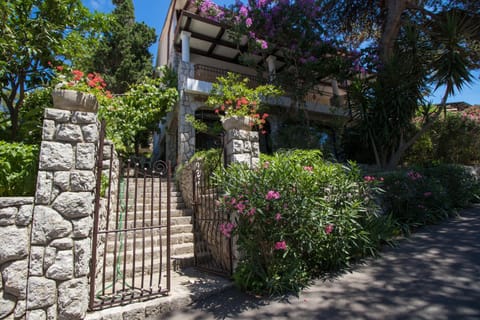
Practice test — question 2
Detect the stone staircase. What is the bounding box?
[96,177,194,294]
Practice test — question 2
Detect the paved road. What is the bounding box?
[164,205,480,320]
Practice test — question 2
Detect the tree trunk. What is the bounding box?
[380,0,408,61]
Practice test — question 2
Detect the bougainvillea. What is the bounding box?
[191,0,353,107]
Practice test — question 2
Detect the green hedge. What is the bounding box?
[378,164,479,233]
[0,141,39,196]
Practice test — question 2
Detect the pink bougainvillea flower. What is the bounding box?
[245,17,253,27]
[275,213,282,221]
[274,241,287,250]
[239,5,249,17]
[423,192,432,197]
[266,190,280,200]
[325,224,334,234]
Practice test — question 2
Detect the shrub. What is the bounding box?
[0,141,39,196]
[216,149,393,295]
[405,109,480,165]
[380,164,478,233]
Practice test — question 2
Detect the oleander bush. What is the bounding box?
[379,164,479,233]
[215,149,395,295]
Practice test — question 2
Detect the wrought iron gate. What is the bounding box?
[89,123,172,310]
[192,161,233,277]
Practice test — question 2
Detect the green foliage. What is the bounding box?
[380,164,478,233]
[206,73,281,128]
[0,141,39,196]
[18,88,53,144]
[348,25,428,168]
[99,72,178,156]
[216,150,393,295]
[0,0,108,140]
[92,0,157,93]
[176,148,223,181]
[405,109,480,165]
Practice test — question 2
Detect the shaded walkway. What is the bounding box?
[164,205,480,320]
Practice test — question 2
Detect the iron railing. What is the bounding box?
[90,122,172,310]
[191,144,233,277]
[194,64,264,88]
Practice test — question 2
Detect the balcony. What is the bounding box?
[190,64,347,110]
[193,64,264,88]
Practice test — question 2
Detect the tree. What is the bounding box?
[0,0,107,141]
[193,0,352,115]
[100,67,178,156]
[92,0,157,94]
[319,0,480,168]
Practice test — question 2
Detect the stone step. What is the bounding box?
[122,203,186,212]
[97,253,195,284]
[112,215,192,226]
[100,224,193,241]
[109,207,193,222]
[104,232,194,252]
[103,243,194,268]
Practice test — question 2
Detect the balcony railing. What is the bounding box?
[194,64,264,88]
[192,64,346,107]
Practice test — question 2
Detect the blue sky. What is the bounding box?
[83,0,479,105]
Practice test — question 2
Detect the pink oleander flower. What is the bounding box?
[303,166,313,172]
[219,222,235,238]
[247,207,256,216]
[363,175,375,182]
[274,241,287,250]
[407,171,422,181]
[325,224,334,234]
[257,39,268,49]
[275,213,282,221]
[263,161,270,169]
[266,190,280,200]
[423,192,432,197]
[245,17,252,28]
[236,202,246,212]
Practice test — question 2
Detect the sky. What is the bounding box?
[83,0,479,105]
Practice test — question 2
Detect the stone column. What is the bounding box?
[223,117,260,169]
[181,31,191,63]
[266,55,277,82]
[26,90,100,320]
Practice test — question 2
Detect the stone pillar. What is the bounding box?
[266,55,277,82]
[181,31,191,63]
[222,117,260,169]
[26,90,100,320]
[331,79,340,96]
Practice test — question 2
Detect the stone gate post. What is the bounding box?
[25,90,100,320]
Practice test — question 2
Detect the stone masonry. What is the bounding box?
[224,128,260,169]
[24,93,100,320]
[0,197,34,320]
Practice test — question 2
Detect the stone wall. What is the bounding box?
[0,197,34,319]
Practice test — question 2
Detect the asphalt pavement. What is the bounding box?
[163,204,480,320]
